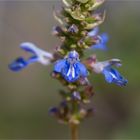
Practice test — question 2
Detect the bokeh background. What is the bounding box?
[0,0,140,139]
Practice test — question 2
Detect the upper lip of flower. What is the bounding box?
[87,27,109,50]
[9,42,53,71]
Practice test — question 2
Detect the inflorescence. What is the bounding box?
[9,0,127,125]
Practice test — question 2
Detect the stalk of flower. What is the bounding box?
[9,0,127,140]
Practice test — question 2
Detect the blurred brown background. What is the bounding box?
[0,0,140,139]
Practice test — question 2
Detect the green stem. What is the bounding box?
[70,123,79,140]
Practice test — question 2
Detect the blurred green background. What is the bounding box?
[0,0,140,139]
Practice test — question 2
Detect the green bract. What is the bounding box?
[62,0,72,7]
[65,8,86,21]
[88,0,105,11]
[76,0,89,3]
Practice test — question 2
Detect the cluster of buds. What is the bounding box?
[9,0,127,125]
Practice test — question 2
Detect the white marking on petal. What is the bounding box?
[20,42,53,65]
[67,66,71,76]
[72,66,75,78]
[66,65,75,78]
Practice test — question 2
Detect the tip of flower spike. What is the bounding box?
[8,57,28,72]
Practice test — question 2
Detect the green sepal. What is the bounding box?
[85,17,97,23]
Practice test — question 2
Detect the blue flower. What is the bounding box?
[91,58,128,86]
[88,27,109,50]
[91,33,109,50]
[54,50,88,82]
[9,42,53,71]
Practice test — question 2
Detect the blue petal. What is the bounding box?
[76,62,88,77]
[100,33,109,43]
[28,56,38,63]
[88,27,99,37]
[102,68,128,86]
[54,59,67,73]
[62,63,80,82]
[20,42,37,54]
[91,33,109,50]
[9,57,28,72]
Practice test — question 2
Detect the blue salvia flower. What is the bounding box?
[9,42,53,71]
[88,27,109,50]
[54,50,88,82]
[91,59,128,86]
[92,33,109,50]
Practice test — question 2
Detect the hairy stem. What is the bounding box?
[70,123,79,140]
